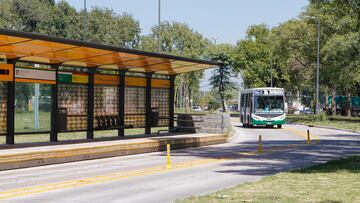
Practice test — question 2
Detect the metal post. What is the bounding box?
[270,69,273,87]
[83,0,87,41]
[169,75,176,132]
[158,0,161,53]
[258,135,263,153]
[118,70,126,137]
[50,65,59,142]
[145,72,153,134]
[6,60,16,144]
[316,18,320,114]
[166,143,172,169]
[307,129,311,144]
[87,69,94,139]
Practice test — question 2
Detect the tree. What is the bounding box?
[140,21,210,108]
[234,24,272,88]
[208,44,235,112]
[86,8,140,47]
[305,0,360,115]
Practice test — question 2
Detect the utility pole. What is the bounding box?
[316,18,320,114]
[83,0,87,41]
[158,0,161,53]
[304,15,320,114]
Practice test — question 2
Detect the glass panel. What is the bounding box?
[15,83,51,132]
[94,86,119,129]
[255,96,284,113]
[58,84,88,131]
[125,87,145,127]
[0,82,7,133]
[152,88,169,126]
[269,96,284,113]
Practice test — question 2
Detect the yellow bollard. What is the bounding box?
[166,144,172,169]
[307,129,311,144]
[258,135,263,153]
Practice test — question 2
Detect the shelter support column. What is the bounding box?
[87,69,95,139]
[145,72,153,135]
[50,65,59,142]
[169,75,176,131]
[118,70,127,137]
[6,59,16,144]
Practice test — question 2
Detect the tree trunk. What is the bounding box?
[331,88,336,115]
[325,93,329,111]
[345,91,351,117]
[220,92,226,112]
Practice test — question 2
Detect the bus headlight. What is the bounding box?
[251,114,262,120]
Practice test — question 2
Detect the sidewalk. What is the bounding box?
[0,133,227,171]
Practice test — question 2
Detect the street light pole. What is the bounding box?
[83,0,87,41]
[305,15,320,114]
[316,18,320,114]
[158,0,161,53]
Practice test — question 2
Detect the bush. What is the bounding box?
[310,112,328,121]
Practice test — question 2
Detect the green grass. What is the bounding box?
[15,111,51,132]
[287,114,360,132]
[0,111,168,144]
[178,155,360,203]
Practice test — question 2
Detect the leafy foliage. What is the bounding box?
[208,44,236,112]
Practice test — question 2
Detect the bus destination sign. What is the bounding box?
[254,89,283,95]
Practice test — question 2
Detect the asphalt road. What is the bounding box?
[0,122,359,203]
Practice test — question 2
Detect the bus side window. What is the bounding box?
[240,94,244,111]
[247,93,251,108]
[249,93,253,113]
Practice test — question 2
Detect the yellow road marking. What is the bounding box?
[0,158,224,200]
[0,126,322,200]
[283,127,321,144]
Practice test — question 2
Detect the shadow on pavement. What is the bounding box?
[168,134,360,176]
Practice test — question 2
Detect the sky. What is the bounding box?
[61,0,309,92]
[62,0,309,45]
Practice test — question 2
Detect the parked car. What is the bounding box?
[192,105,202,112]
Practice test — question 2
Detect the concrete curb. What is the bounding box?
[0,134,227,171]
[287,122,360,135]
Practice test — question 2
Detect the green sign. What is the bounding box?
[58,72,72,83]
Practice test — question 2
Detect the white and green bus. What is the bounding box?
[240,87,286,128]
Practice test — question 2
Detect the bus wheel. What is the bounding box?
[249,124,254,128]
[277,125,282,129]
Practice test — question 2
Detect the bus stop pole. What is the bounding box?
[169,75,176,132]
[87,68,95,139]
[50,64,59,142]
[6,59,16,144]
[145,73,153,135]
[118,70,126,137]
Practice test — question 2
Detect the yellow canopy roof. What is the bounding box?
[0,29,221,75]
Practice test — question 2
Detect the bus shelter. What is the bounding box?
[0,29,221,144]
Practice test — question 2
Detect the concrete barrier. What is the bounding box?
[0,134,227,171]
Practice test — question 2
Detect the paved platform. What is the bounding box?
[0,133,227,171]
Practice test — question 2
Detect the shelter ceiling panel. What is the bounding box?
[75,52,146,67]
[0,34,30,46]
[156,65,206,75]
[39,47,114,66]
[0,29,222,74]
[0,39,77,60]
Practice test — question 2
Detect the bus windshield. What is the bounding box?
[254,95,284,113]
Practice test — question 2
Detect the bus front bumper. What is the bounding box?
[251,118,286,126]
